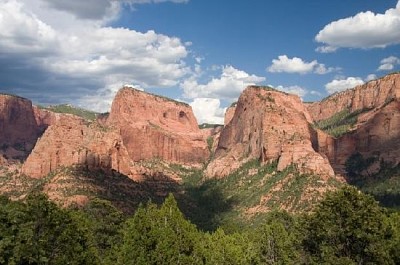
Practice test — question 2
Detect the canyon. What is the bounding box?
[0,73,399,213]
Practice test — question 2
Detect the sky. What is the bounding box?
[0,0,400,124]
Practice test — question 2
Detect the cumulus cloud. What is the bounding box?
[315,2,400,52]
[181,65,266,100]
[41,0,188,21]
[189,98,225,124]
[365,74,377,81]
[267,55,336,74]
[378,56,400,71]
[0,0,190,112]
[41,0,117,20]
[325,77,364,94]
[275,85,308,98]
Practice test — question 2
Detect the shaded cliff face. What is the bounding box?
[308,73,400,122]
[0,95,43,163]
[315,99,400,174]
[309,74,400,175]
[107,87,210,166]
[21,114,133,179]
[206,86,334,178]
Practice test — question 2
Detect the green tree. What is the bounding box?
[78,198,124,263]
[0,194,98,265]
[117,194,203,264]
[303,186,393,264]
[200,228,254,265]
[388,212,400,264]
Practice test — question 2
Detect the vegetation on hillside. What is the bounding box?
[313,108,371,138]
[345,153,400,210]
[179,160,342,231]
[39,104,98,120]
[0,187,399,264]
[198,123,222,129]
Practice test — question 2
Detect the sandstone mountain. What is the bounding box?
[206,86,334,178]
[309,73,400,175]
[0,94,44,163]
[1,73,399,217]
[107,88,209,166]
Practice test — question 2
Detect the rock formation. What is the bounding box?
[307,73,400,121]
[308,73,400,175]
[0,94,43,163]
[107,87,210,166]
[21,114,133,179]
[206,86,334,178]
[224,103,236,126]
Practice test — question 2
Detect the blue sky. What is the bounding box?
[0,0,399,123]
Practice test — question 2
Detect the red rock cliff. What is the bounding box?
[107,87,209,166]
[206,86,334,178]
[308,73,400,121]
[21,114,133,178]
[224,104,236,126]
[0,94,42,162]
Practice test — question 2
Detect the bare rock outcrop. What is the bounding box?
[314,99,400,174]
[107,87,210,166]
[308,73,400,122]
[22,114,133,179]
[0,94,43,162]
[206,86,334,178]
[224,103,236,126]
[308,74,400,175]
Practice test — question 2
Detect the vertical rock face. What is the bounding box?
[224,104,236,126]
[107,87,210,166]
[315,99,400,174]
[32,106,60,129]
[308,73,400,121]
[21,114,132,178]
[308,73,400,175]
[0,95,42,162]
[206,86,334,178]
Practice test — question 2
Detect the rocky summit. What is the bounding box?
[206,86,335,179]
[107,87,209,167]
[0,73,400,215]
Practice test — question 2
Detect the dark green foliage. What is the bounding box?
[0,194,98,264]
[198,123,222,129]
[1,187,400,264]
[345,152,375,177]
[117,194,203,264]
[252,211,301,264]
[201,229,255,264]
[350,161,400,209]
[206,136,214,152]
[303,186,393,264]
[77,199,124,262]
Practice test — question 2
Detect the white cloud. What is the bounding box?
[40,0,188,21]
[181,65,266,99]
[41,0,118,20]
[267,55,336,74]
[378,56,400,71]
[315,46,338,53]
[325,77,364,94]
[365,74,377,81]
[310,90,322,96]
[189,98,225,124]
[315,2,400,51]
[0,0,190,112]
[275,85,308,98]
